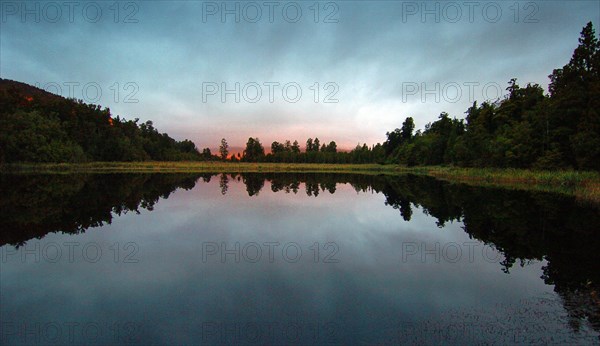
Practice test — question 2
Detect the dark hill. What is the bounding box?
[0,78,201,163]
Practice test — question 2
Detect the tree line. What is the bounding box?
[1,22,598,170]
[211,136,385,163]
[208,22,600,170]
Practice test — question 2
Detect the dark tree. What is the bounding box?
[219,138,229,161]
[292,140,301,154]
[306,138,313,152]
[243,137,265,162]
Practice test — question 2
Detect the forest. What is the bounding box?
[0,78,203,162]
[383,23,600,170]
[1,22,598,170]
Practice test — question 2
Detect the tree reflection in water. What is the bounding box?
[1,172,598,334]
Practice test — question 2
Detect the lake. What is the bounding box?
[1,173,599,345]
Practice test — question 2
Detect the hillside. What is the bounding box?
[0,79,201,163]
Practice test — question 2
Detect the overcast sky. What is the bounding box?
[1,1,598,151]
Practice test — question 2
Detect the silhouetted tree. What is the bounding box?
[243,137,265,162]
[292,140,301,154]
[219,138,229,161]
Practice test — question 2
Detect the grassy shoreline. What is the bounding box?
[2,162,599,203]
[0,162,398,174]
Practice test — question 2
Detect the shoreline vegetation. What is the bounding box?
[2,162,599,204]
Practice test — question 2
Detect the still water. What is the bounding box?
[1,173,599,345]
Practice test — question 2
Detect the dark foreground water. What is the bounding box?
[1,173,599,345]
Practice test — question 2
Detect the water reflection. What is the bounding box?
[1,172,599,343]
[0,174,205,247]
